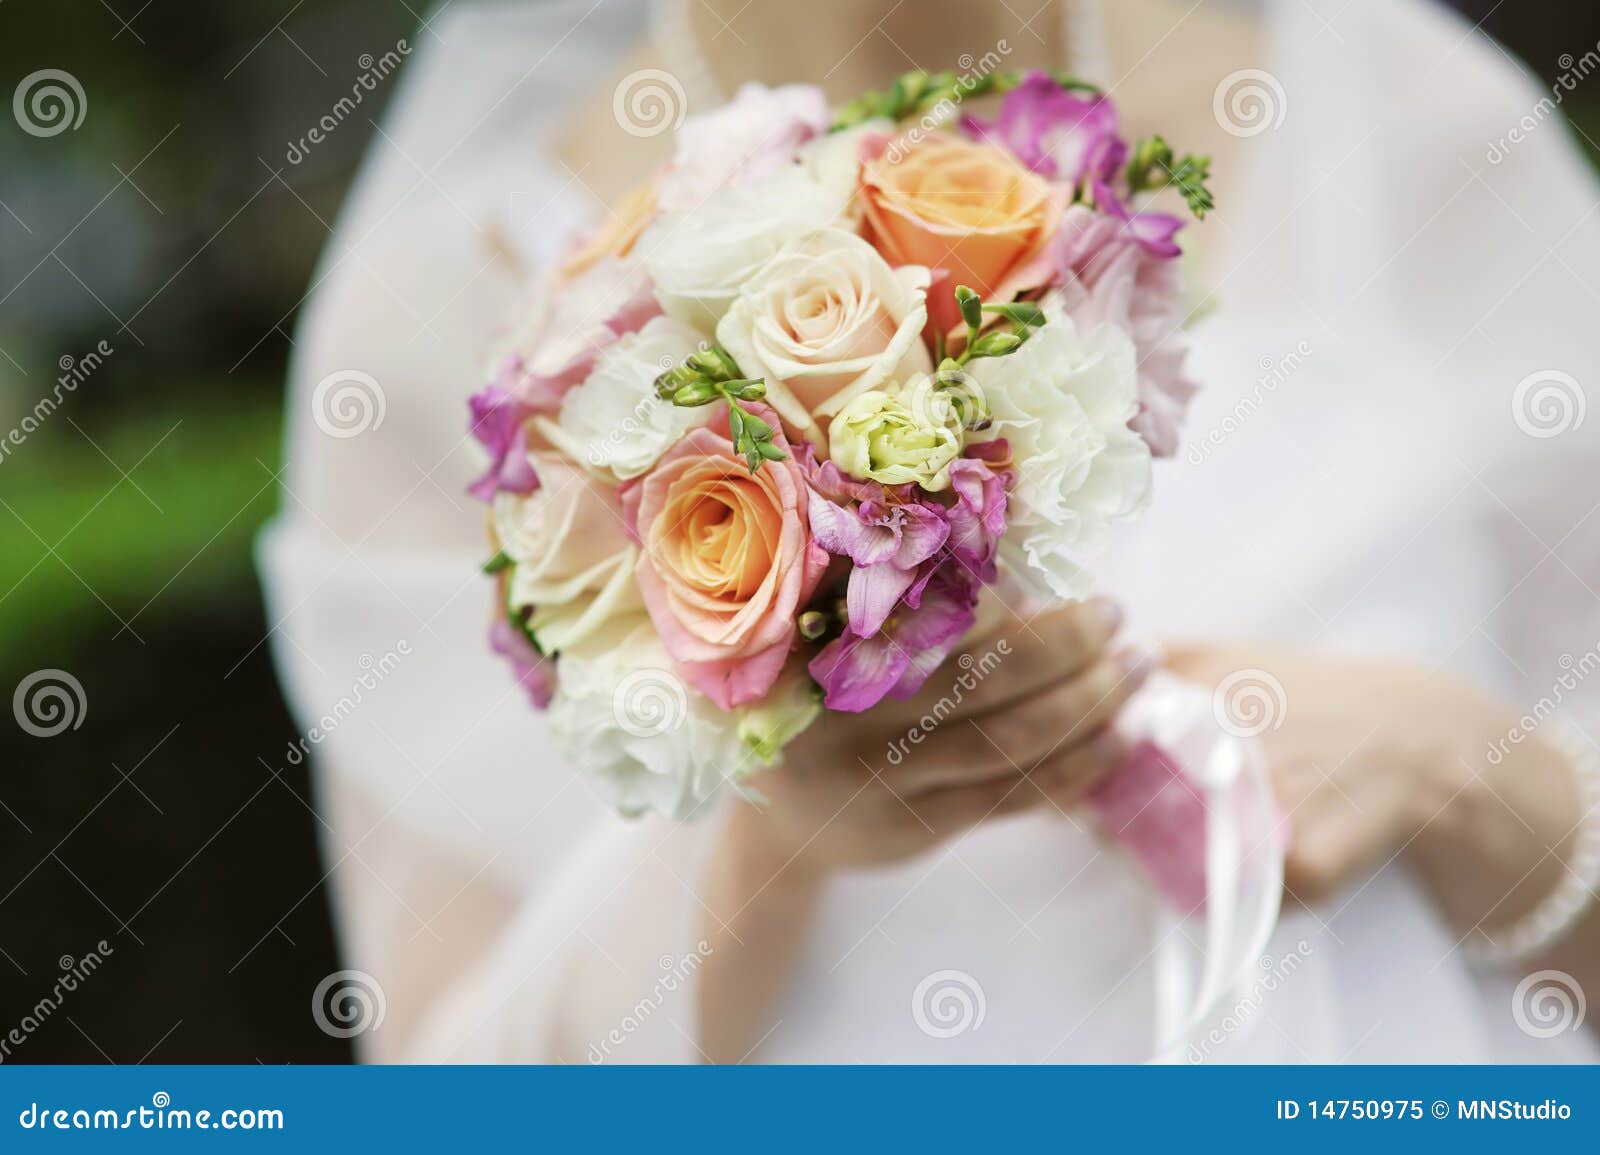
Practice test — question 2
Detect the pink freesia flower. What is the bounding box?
[624,406,829,711]
[657,83,829,212]
[489,613,556,709]
[467,384,539,502]
[1053,202,1196,457]
[809,566,978,712]
[963,71,1126,185]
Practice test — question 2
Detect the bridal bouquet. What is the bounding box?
[469,70,1215,861]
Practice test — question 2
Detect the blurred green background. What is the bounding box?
[0,0,1597,1063]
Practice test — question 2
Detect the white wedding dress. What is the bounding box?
[259,0,1600,1062]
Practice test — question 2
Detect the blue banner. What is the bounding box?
[1,1065,1595,1150]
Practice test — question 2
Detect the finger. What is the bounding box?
[886,597,1125,725]
[1030,727,1129,807]
[875,649,1153,794]
[902,769,1054,839]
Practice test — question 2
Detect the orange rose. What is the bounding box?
[860,134,1064,335]
[560,175,660,281]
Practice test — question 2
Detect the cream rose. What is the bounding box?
[716,228,931,449]
[491,451,643,651]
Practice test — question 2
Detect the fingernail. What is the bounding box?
[1090,596,1124,632]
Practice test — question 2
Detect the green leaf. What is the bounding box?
[481,550,513,576]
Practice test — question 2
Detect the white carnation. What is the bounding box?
[969,308,1153,601]
[538,316,709,481]
[547,621,758,820]
[641,167,844,329]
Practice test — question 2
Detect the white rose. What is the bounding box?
[798,120,892,222]
[537,316,709,481]
[968,307,1153,601]
[716,227,931,448]
[641,167,843,329]
[491,451,643,651]
[548,621,759,820]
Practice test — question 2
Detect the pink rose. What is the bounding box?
[657,83,829,212]
[624,407,828,710]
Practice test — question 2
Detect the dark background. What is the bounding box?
[0,0,1597,1064]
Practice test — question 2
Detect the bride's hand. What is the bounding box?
[1165,643,1505,905]
[729,598,1154,881]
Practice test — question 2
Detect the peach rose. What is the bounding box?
[860,133,1064,336]
[560,175,660,281]
[624,408,828,710]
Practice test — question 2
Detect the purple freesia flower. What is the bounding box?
[1090,182,1185,260]
[943,453,1009,581]
[489,615,556,709]
[1053,201,1196,457]
[467,381,540,502]
[808,567,978,712]
[963,70,1126,184]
